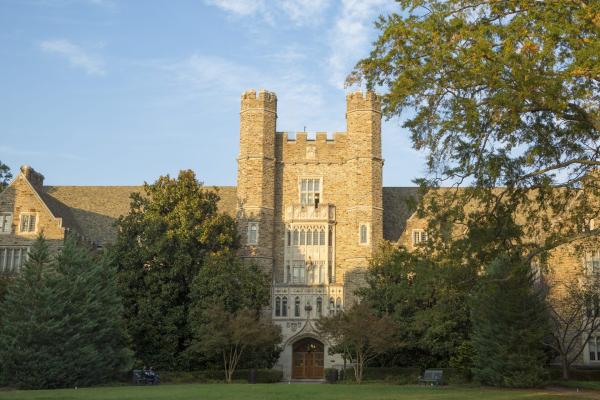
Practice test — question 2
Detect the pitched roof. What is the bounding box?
[41,185,238,246]
[382,187,419,242]
[34,184,414,246]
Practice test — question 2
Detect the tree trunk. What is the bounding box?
[562,357,570,380]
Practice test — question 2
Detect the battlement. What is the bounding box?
[241,89,277,112]
[346,90,381,113]
[278,131,346,143]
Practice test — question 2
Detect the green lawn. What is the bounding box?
[0,383,598,400]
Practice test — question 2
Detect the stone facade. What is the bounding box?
[2,89,597,378]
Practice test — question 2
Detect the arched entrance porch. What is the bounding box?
[291,337,324,379]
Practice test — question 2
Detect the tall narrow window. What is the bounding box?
[336,297,342,313]
[412,229,427,245]
[275,296,281,317]
[307,229,313,245]
[300,178,321,206]
[293,229,299,245]
[328,227,333,246]
[0,213,12,234]
[329,297,335,315]
[19,213,36,233]
[585,251,600,274]
[300,230,306,245]
[319,229,325,246]
[316,297,322,316]
[590,337,600,361]
[282,297,288,317]
[287,229,291,246]
[359,224,369,245]
[286,263,291,283]
[247,222,259,245]
[294,297,301,317]
[292,262,305,284]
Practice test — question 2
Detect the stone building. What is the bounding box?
[0,89,598,379]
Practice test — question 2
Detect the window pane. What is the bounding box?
[282,297,288,316]
[300,230,305,245]
[307,229,312,245]
[314,180,320,192]
[307,180,313,191]
[293,230,299,245]
[301,194,307,205]
[320,230,325,245]
[301,179,307,191]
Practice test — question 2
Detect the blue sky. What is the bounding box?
[1,0,425,186]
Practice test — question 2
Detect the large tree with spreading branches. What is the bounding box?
[351,0,600,258]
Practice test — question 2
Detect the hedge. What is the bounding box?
[159,369,283,384]
[548,366,600,381]
[340,367,470,384]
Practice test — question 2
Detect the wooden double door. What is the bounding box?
[292,338,324,379]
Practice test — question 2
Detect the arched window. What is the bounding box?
[293,229,299,245]
[300,230,306,245]
[307,229,313,245]
[286,264,291,283]
[336,297,342,313]
[316,297,322,316]
[295,297,301,317]
[282,297,288,317]
[319,229,325,245]
[329,297,335,315]
[275,296,281,317]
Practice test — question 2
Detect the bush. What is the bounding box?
[548,366,600,381]
[339,366,471,384]
[159,369,282,384]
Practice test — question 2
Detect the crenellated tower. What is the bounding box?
[343,91,383,293]
[237,89,277,273]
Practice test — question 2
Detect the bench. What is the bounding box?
[419,369,443,386]
[132,369,160,385]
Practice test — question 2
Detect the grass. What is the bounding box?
[1,383,599,400]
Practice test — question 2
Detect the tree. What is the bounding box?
[191,305,281,383]
[351,0,599,260]
[471,254,549,387]
[358,244,475,370]
[0,236,131,388]
[0,161,11,191]
[544,267,600,380]
[188,250,280,375]
[114,170,238,370]
[317,302,398,384]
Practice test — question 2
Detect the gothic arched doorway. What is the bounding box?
[292,337,324,379]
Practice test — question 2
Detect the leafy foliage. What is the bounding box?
[190,305,281,383]
[317,302,398,384]
[471,254,549,387]
[187,249,280,374]
[0,236,131,389]
[352,0,599,258]
[114,170,239,370]
[0,161,11,191]
[359,244,475,370]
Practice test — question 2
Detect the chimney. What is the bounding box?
[20,165,45,188]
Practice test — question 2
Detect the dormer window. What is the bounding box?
[412,229,428,245]
[300,178,321,206]
[247,222,258,245]
[19,213,37,234]
[0,213,12,234]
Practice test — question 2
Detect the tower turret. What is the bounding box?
[237,89,277,272]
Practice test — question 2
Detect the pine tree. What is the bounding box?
[0,236,131,389]
[0,235,62,388]
[471,254,549,387]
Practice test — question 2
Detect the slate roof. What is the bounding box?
[41,185,238,247]
[37,185,414,246]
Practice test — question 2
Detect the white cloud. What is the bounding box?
[204,0,266,16]
[204,0,331,26]
[160,53,330,131]
[327,0,396,89]
[278,0,333,25]
[40,39,106,76]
